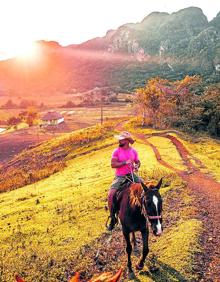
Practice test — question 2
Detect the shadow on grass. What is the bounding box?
[127,271,141,282]
[139,257,189,282]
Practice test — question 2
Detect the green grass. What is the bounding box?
[147,136,187,171]
[0,120,121,192]
[147,219,202,282]
[0,125,205,281]
[0,144,114,281]
[126,117,220,181]
[180,136,220,181]
[0,140,156,281]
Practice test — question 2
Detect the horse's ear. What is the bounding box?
[141,182,149,192]
[155,177,163,190]
[15,275,25,282]
[108,267,123,282]
[69,272,80,282]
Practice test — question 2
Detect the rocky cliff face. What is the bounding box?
[0,7,219,97]
[74,7,219,75]
[77,8,209,56]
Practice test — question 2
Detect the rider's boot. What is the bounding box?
[107,211,117,231]
[107,189,118,231]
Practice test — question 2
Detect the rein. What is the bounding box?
[141,193,162,221]
[147,215,162,220]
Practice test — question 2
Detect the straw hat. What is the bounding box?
[114,131,135,144]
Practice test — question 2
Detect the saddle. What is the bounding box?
[106,176,135,230]
[113,176,133,213]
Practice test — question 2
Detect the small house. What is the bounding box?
[117,93,134,102]
[41,111,64,125]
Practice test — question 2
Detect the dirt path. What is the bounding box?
[133,131,220,282]
[73,128,220,281]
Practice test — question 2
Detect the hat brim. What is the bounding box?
[114,135,135,144]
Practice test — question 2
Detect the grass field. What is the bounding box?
[125,117,220,182]
[0,124,204,282]
[180,136,220,181]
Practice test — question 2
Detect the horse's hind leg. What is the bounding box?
[136,228,149,270]
[131,232,138,253]
[123,230,134,276]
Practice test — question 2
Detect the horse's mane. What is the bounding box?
[129,183,143,208]
[129,181,158,208]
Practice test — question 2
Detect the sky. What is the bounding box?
[0,0,220,59]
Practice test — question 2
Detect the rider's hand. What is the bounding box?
[134,164,139,172]
[125,160,133,165]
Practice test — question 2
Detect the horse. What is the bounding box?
[117,178,163,277]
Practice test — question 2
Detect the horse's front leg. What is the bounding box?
[131,232,138,253]
[123,230,134,276]
[136,228,149,270]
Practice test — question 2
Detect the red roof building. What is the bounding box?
[41,111,64,125]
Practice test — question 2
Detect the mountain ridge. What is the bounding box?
[0,6,219,100]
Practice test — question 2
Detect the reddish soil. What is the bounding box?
[0,131,52,164]
[134,132,220,282]
[0,119,99,165]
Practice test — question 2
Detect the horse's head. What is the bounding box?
[141,178,163,236]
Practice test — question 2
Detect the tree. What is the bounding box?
[166,76,201,128]
[1,99,17,109]
[200,86,220,136]
[18,111,28,121]
[26,110,38,127]
[135,75,202,129]
[135,77,168,127]
[61,101,76,108]
[7,116,21,126]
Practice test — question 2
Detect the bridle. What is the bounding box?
[141,192,162,221]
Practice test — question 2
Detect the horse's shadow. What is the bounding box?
[138,255,189,282]
[127,272,141,282]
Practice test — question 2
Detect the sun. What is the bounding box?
[2,40,40,61]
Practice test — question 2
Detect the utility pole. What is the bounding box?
[37,125,39,143]
[100,89,103,125]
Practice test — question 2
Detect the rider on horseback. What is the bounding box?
[107,131,141,231]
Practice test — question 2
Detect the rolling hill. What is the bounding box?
[0,121,220,281]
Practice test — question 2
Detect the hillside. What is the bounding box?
[0,7,220,101]
[0,120,119,192]
[0,123,220,281]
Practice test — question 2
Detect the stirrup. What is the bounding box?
[107,219,116,231]
[106,216,111,228]
[106,215,118,231]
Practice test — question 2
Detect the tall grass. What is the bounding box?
[0,120,119,193]
[0,126,204,281]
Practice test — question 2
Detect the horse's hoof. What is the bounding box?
[139,270,150,276]
[149,265,159,272]
[136,263,144,271]
[128,271,135,280]
[133,245,139,253]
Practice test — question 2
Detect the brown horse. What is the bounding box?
[117,178,163,277]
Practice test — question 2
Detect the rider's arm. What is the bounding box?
[111,157,131,168]
[134,160,141,168]
[133,148,141,169]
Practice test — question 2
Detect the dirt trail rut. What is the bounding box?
[133,131,220,282]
